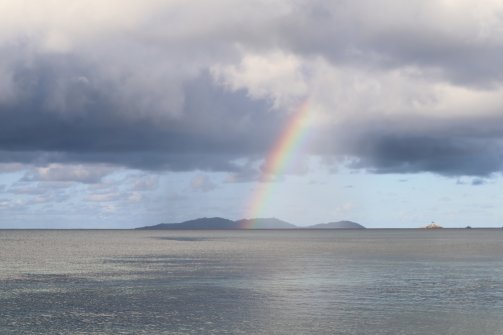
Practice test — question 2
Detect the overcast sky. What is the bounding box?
[2,0,503,228]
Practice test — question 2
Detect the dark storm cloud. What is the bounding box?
[0,51,284,171]
[318,116,503,177]
[471,178,486,186]
[349,135,503,176]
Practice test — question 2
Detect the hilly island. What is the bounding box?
[136,217,365,230]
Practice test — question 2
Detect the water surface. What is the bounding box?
[1,229,502,334]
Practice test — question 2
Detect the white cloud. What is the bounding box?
[22,164,115,184]
[85,192,121,202]
[212,51,308,109]
[132,175,159,191]
[190,175,216,192]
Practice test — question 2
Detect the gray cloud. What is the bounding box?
[471,178,486,186]
[0,163,24,173]
[273,1,503,87]
[315,115,503,176]
[0,1,503,178]
[0,50,283,171]
[348,134,503,176]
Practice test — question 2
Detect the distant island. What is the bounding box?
[308,221,366,229]
[136,217,366,230]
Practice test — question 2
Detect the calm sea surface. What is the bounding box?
[0,229,502,334]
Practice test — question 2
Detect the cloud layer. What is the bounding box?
[1,0,503,177]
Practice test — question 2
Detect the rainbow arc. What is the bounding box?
[242,101,311,228]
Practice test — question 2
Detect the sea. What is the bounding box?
[0,229,502,335]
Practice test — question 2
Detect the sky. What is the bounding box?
[1,0,503,228]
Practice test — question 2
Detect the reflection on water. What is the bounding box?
[1,229,502,334]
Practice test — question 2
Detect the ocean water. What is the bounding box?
[0,229,502,335]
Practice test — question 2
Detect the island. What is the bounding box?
[306,221,365,229]
[136,217,366,230]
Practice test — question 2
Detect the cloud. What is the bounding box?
[85,192,122,202]
[0,50,281,172]
[0,163,25,173]
[8,184,48,195]
[190,175,217,192]
[339,130,503,176]
[22,164,115,184]
[0,0,503,178]
[132,175,159,191]
[471,178,487,186]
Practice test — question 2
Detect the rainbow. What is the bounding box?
[241,101,311,228]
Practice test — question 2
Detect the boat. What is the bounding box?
[425,222,442,229]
